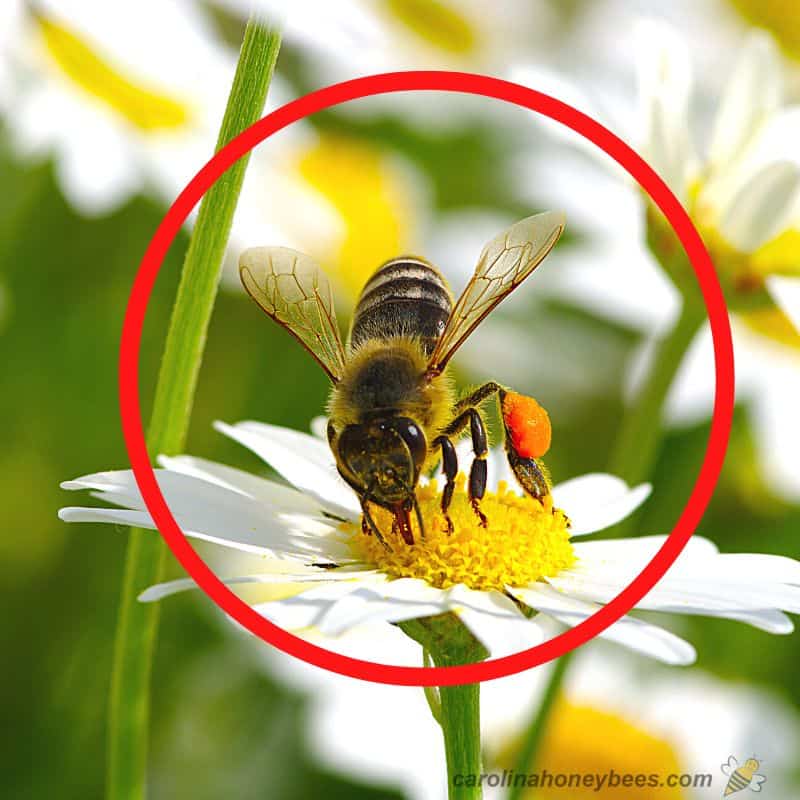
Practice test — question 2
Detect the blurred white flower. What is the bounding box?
[229,128,428,300]
[214,0,559,130]
[481,651,800,799]
[513,21,800,499]
[218,0,556,75]
[253,643,800,800]
[0,0,237,214]
[60,420,800,668]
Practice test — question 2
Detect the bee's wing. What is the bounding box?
[239,246,347,383]
[750,774,767,792]
[721,756,738,776]
[426,211,565,375]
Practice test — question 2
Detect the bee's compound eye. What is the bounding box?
[395,418,427,468]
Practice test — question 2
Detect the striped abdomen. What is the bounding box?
[349,257,453,356]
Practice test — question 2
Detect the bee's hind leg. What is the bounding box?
[505,444,550,502]
[449,381,554,511]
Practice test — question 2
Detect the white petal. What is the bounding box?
[635,19,695,199]
[310,415,329,439]
[139,566,382,602]
[445,584,544,657]
[550,474,651,536]
[749,351,800,500]
[215,420,360,519]
[253,582,369,630]
[510,65,627,180]
[511,583,695,665]
[717,161,800,252]
[572,534,719,568]
[256,578,447,635]
[59,468,353,561]
[317,584,448,637]
[680,553,800,585]
[156,455,319,514]
[56,129,143,215]
[709,31,783,168]
[548,572,796,633]
[767,275,800,334]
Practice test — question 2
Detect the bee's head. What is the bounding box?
[336,416,427,504]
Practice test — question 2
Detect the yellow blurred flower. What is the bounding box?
[729,0,800,60]
[231,129,427,305]
[0,0,237,213]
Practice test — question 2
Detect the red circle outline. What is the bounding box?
[120,71,734,686]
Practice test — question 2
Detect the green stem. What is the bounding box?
[607,300,705,488]
[504,297,704,798]
[107,20,281,800]
[400,616,487,799]
[438,681,482,800]
[507,652,570,800]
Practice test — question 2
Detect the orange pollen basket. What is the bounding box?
[502,391,552,459]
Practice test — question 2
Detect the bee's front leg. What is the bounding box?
[432,435,457,532]
[361,499,391,551]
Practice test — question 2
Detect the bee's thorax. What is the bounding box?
[327,337,453,437]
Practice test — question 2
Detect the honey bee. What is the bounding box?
[722,756,767,795]
[239,211,564,547]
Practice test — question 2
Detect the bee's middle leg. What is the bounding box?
[441,407,489,527]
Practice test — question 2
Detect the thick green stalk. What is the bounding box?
[107,21,281,800]
[438,682,483,800]
[400,616,487,800]
[506,652,571,800]
[607,300,705,489]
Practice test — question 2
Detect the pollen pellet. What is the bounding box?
[502,391,551,458]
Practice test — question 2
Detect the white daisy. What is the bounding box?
[257,643,800,800]
[59,419,800,667]
[1,0,238,214]
[512,20,800,499]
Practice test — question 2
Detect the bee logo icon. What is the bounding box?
[722,756,766,796]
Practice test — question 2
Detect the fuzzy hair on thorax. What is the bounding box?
[327,336,454,436]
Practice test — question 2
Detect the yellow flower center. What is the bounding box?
[742,307,800,350]
[647,195,800,352]
[297,136,417,301]
[36,13,191,132]
[347,477,574,592]
[494,700,685,799]
[729,0,800,60]
[383,0,478,55]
